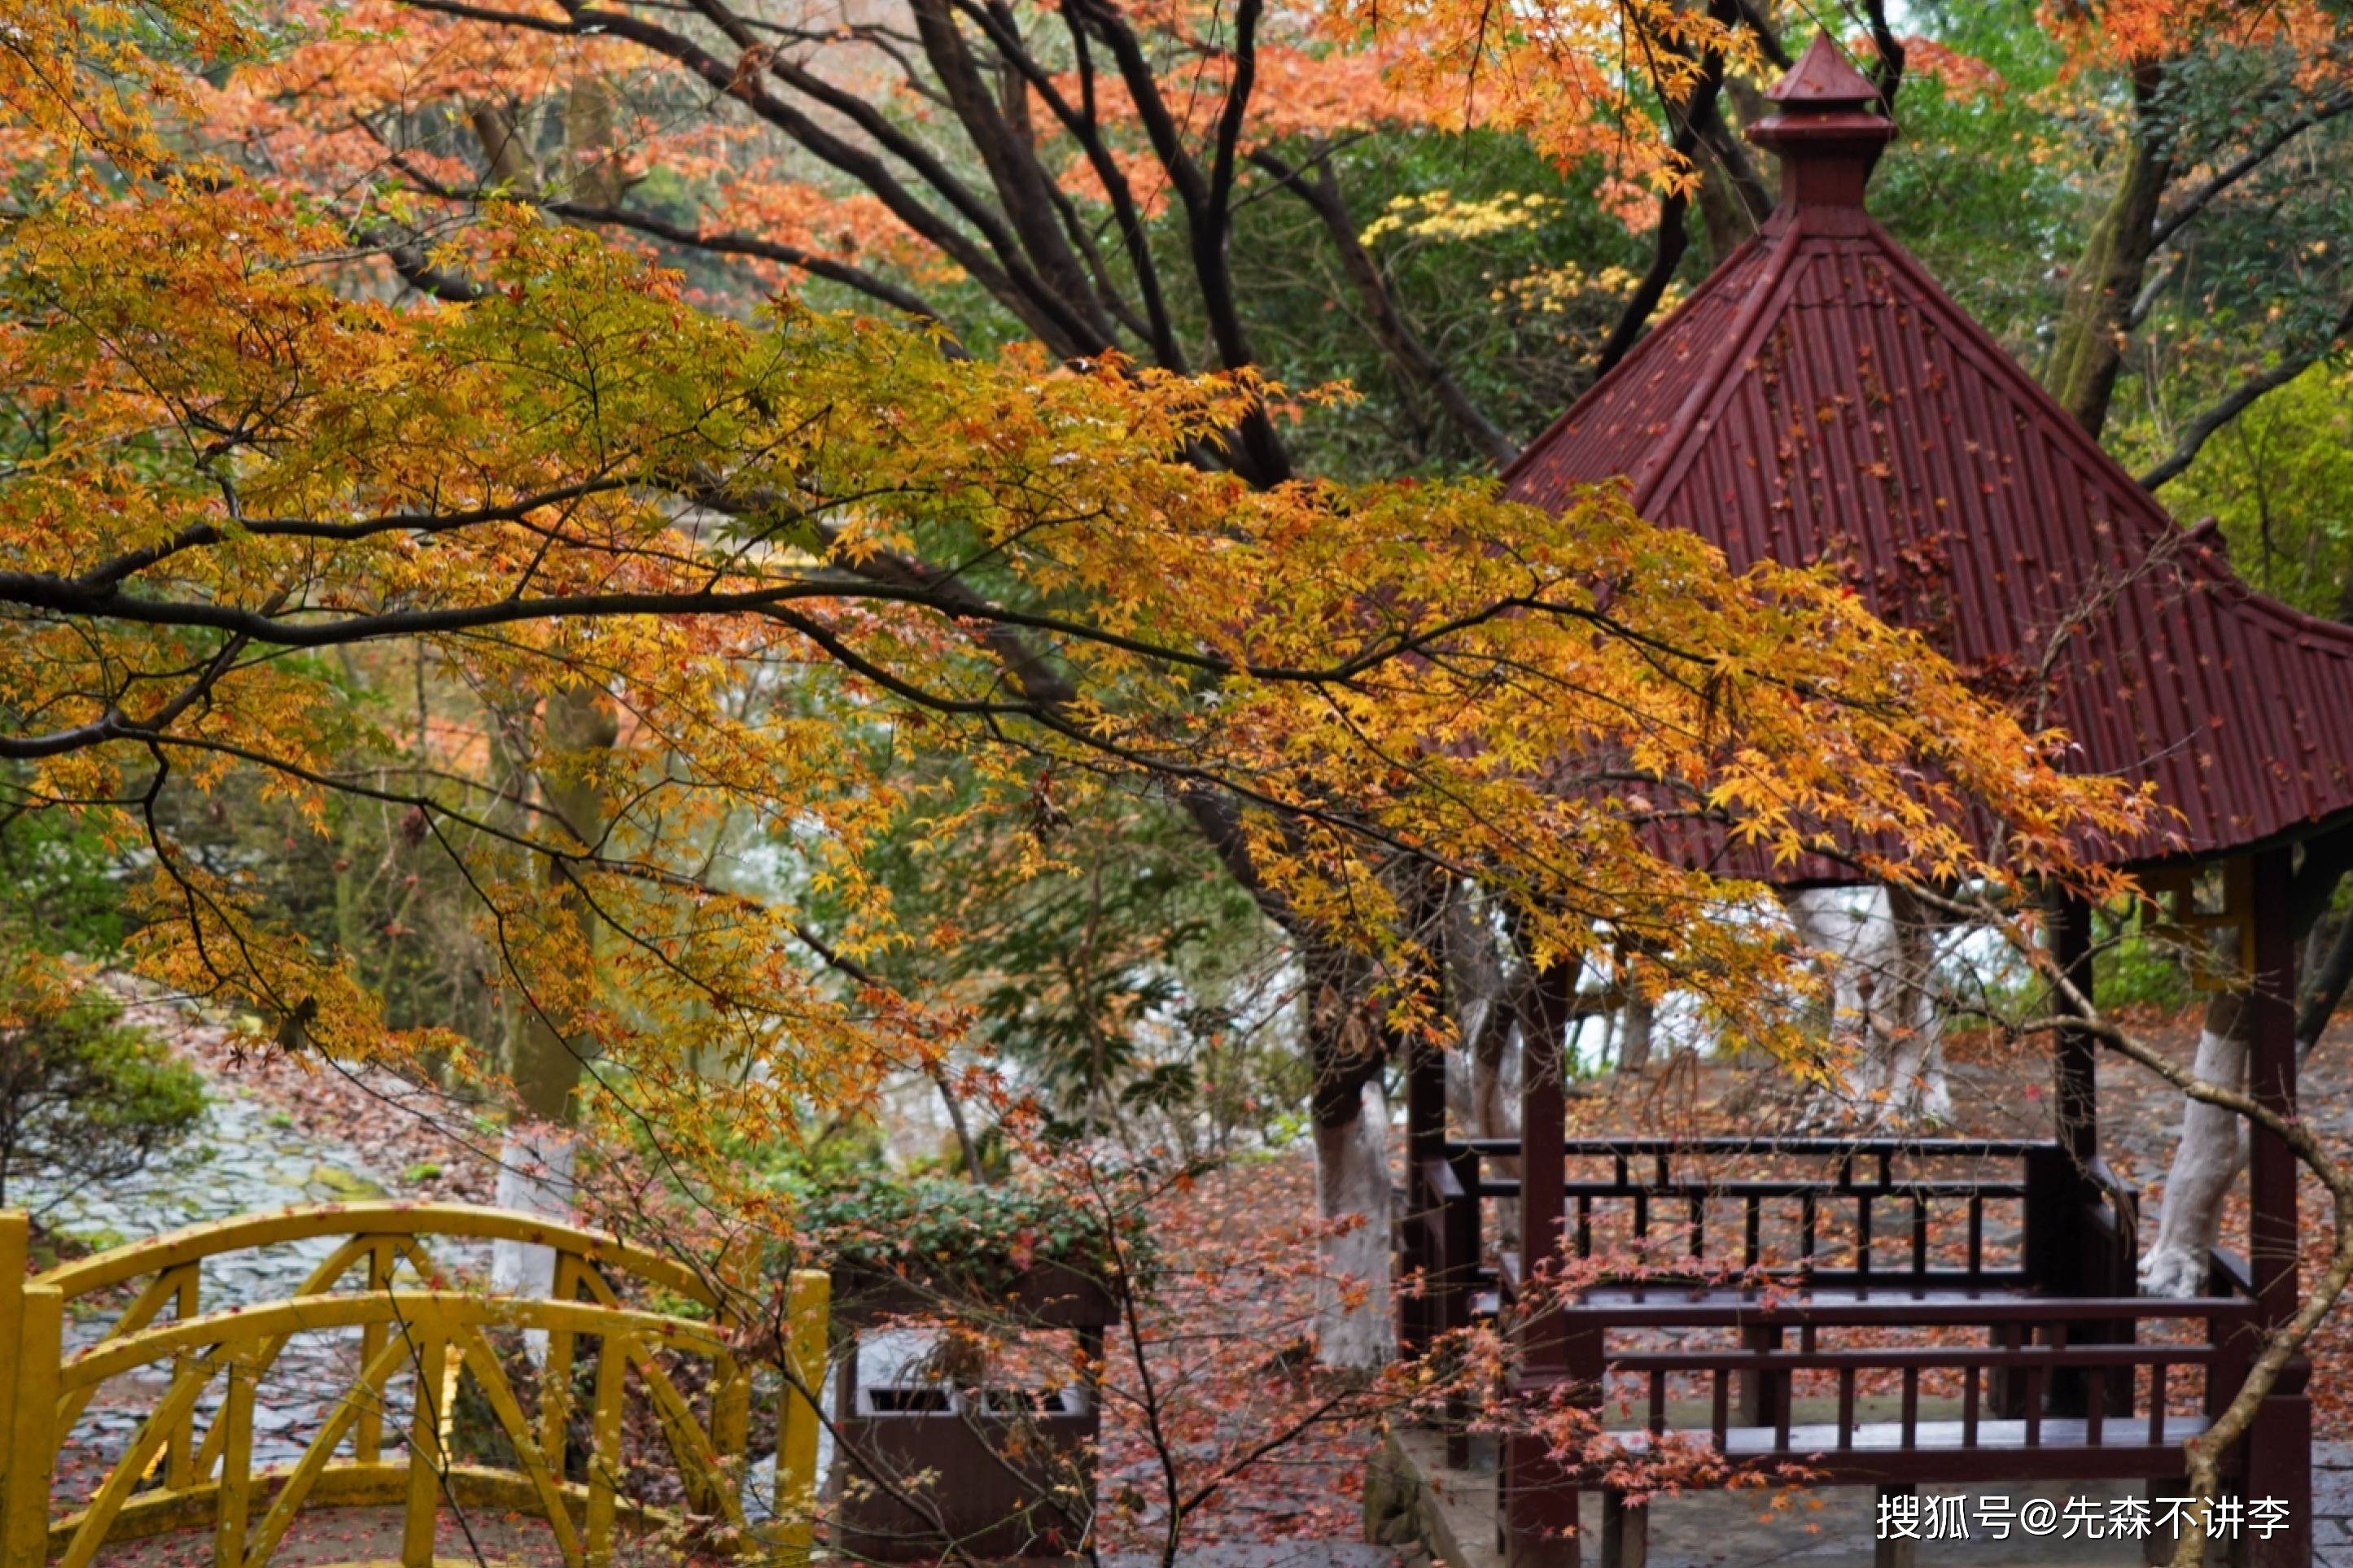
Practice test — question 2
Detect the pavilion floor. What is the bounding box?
[1367,1426,2353,1568]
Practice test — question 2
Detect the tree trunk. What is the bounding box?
[1883,884,1953,1123]
[1302,942,1397,1368]
[2140,991,2249,1298]
[2043,76,2171,439]
[1439,885,1521,1138]
[2141,836,2353,1292]
[490,1124,577,1299]
[1313,1077,1395,1369]
[1783,886,1950,1124]
[1437,885,1521,1236]
[488,84,627,1313]
[1615,993,1655,1076]
[492,679,618,1320]
[2297,904,2353,1066]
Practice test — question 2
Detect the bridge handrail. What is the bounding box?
[0,1206,833,1568]
[33,1199,720,1305]
[56,1289,731,1388]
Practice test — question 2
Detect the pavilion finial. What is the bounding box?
[1765,31,1882,109]
[1747,33,1895,223]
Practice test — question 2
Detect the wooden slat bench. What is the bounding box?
[1399,1134,2272,1567]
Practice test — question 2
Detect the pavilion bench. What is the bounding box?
[1400,1135,2286,1567]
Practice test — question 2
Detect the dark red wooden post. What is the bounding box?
[1402,1024,1448,1359]
[2243,847,2309,1568]
[1520,967,1571,1369]
[2051,894,2097,1169]
[2046,893,2125,1415]
[1505,961,1581,1568]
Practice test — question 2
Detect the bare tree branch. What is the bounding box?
[2150,90,2353,251]
[2137,297,2353,491]
[1249,148,1517,465]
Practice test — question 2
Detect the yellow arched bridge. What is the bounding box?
[0,1203,828,1567]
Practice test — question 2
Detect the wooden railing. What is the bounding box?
[1407,1137,2141,1346]
[1450,1135,2080,1278]
[1404,1134,2161,1473]
[0,1203,829,1568]
[1571,1290,2259,1470]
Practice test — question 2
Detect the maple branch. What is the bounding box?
[394,0,1295,483]
[378,234,488,303]
[945,0,1187,367]
[1690,87,1771,232]
[1725,0,1788,68]
[1860,0,1904,102]
[893,0,1127,352]
[692,0,1118,353]
[1055,0,1292,483]
[1594,207,1689,382]
[77,478,636,591]
[400,0,1083,353]
[1594,29,1731,378]
[1205,0,1263,224]
[1248,147,1517,466]
[1062,0,1209,217]
[2137,295,2353,491]
[546,206,942,327]
[504,191,950,330]
[0,586,277,758]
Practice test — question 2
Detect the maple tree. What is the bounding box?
[0,0,2167,1389]
[177,0,1894,1361]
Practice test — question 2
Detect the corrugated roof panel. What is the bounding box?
[1507,202,2353,878]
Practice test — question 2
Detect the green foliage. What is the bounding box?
[794,1171,1154,1295]
[1868,16,2075,356]
[2162,365,2353,618]
[0,977,207,1208]
[2093,919,2193,1014]
[149,682,519,1052]
[821,765,1295,1151]
[1231,129,1658,478]
[0,782,130,959]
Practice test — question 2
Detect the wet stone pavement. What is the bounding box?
[19,1076,489,1491]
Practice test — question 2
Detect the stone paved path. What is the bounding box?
[20,1056,489,1490]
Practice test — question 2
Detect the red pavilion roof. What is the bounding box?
[1504,35,2353,875]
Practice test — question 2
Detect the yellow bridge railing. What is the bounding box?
[0,1203,829,1567]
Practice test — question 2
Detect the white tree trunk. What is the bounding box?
[492,1125,577,1360]
[1445,1003,1520,1142]
[1883,885,1953,1122]
[2140,1014,2250,1299]
[1439,886,1520,1234]
[1313,1079,1395,1369]
[1784,887,1951,1124]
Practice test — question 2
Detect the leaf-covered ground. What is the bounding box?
[47,992,2353,1568]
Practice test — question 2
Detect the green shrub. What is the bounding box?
[0,981,207,1208]
[793,1172,1154,1298]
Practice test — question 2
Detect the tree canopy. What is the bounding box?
[0,0,2163,1255]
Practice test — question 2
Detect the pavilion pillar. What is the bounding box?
[1401,1024,1447,1360]
[1504,962,1582,1568]
[2241,847,2309,1568]
[2040,893,2126,1417]
[1519,963,1572,1369]
[2049,894,2097,1169]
